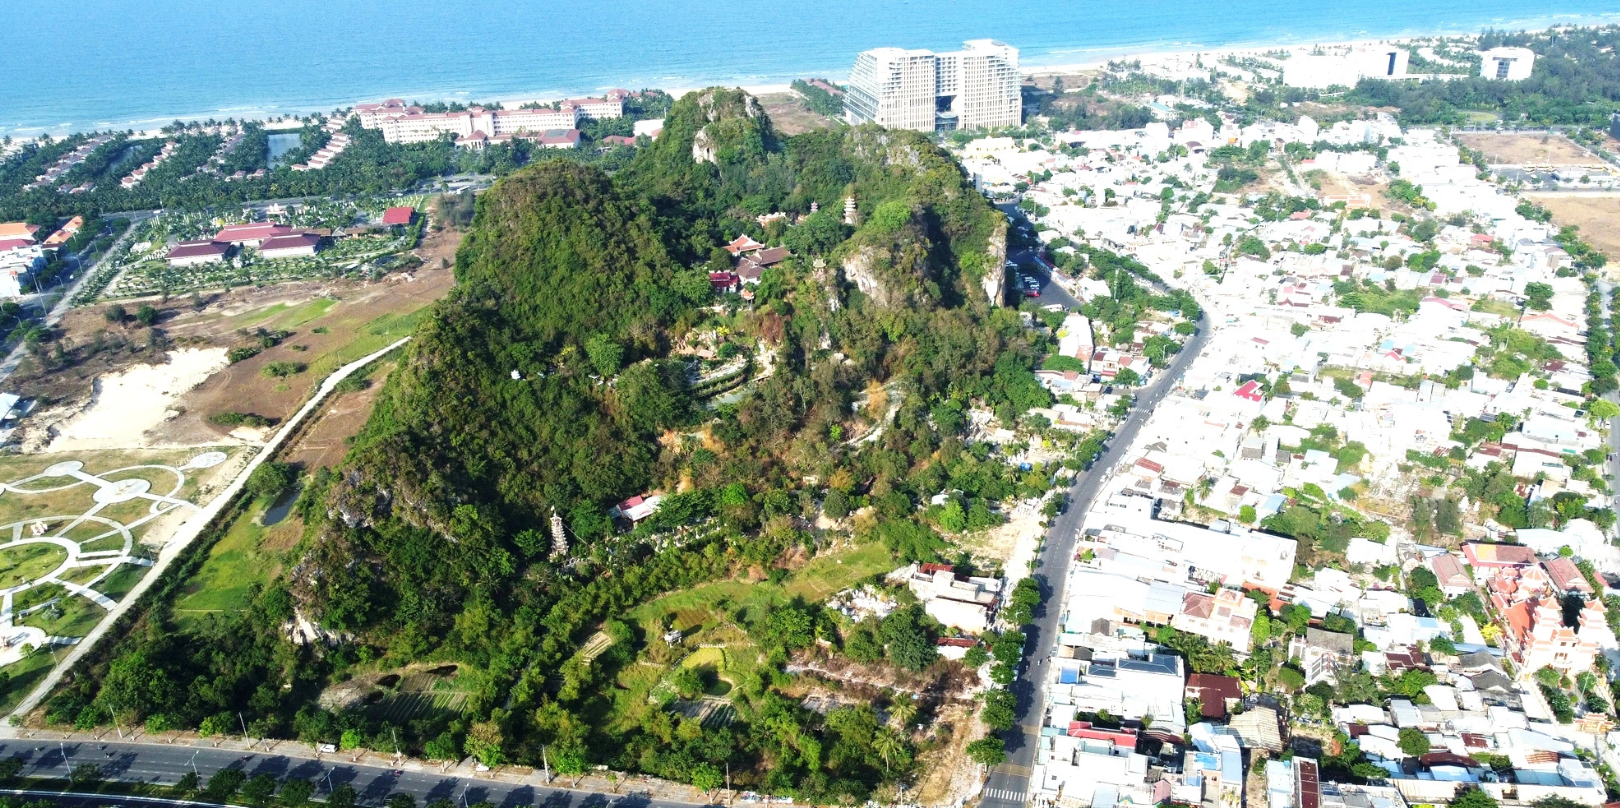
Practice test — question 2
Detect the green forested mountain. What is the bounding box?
[50,88,1045,801]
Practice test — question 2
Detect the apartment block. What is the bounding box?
[845,40,1021,132]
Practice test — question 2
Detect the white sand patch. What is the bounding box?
[46,348,230,452]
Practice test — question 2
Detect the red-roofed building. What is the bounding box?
[1429,553,1472,597]
[1463,542,1537,569]
[0,223,40,242]
[601,135,637,147]
[934,636,978,661]
[709,271,740,294]
[1066,721,1138,751]
[215,223,295,247]
[41,216,84,250]
[166,240,229,267]
[1233,380,1264,402]
[381,207,415,226]
[258,233,323,260]
[0,239,35,255]
[609,493,663,523]
[537,129,581,149]
[1545,557,1595,596]
[1185,673,1242,719]
[724,235,765,256]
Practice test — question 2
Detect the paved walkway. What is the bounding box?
[5,336,412,720]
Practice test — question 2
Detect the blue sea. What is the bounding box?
[2,0,1617,136]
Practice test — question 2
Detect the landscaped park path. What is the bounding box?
[2,336,412,723]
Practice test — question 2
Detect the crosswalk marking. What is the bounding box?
[984,788,1028,803]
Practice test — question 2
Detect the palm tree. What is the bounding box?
[873,729,905,773]
[888,699,918,731]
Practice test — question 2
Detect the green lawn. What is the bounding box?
[0,544,68,589]
[19,592,105,638]
[0,650,60,714]
[281,297,339,327]
[97,563,149,603]
[172,498,292,622]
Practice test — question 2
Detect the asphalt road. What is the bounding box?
[980,309,1213,806]
[0,740,706,808]
[1007,251,1082,311]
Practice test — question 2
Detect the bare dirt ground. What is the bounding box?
[281,359,397,471]
[10,227,459,453]
[1527,194,1620,263]
[755,93,839,135]
[912,701,985,806]
[1457,132,1596,166]
[1025,71,1103,91]
[1315,172,1391,211]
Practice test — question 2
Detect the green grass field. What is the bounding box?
[97,563,149,603]
[19,593,104,638]
[0,650,61,714]
[172,497,296,622]
[629,539,892,628]
[0,544,68,589]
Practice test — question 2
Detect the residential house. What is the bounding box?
[1430,554,1473,597]
[1185,673,1242,720]
[1047,652,1187,733]
[1288,628,1355,685]
[1172,587,1258,652]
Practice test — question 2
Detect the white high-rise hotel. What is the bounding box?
[845,40,1021,133]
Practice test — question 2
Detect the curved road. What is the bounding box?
[981,306,1212,806]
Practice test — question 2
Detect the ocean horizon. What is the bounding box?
[3,0,1619,137]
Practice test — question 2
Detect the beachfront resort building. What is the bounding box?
[1480,47,1536,80]
[1282,45,1410,89]
[356,94,625,145]
[845,40,1021,132]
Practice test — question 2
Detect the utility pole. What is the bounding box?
[189,750,199,777]
[541,746,550,783]
[109,705,123,740]
[325,769,333,794]
[238,712,248,743]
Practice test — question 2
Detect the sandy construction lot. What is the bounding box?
[1527,194,1620,262]
[1458,132,1597,166]
[40,348,228,453]
[756,92,839,135]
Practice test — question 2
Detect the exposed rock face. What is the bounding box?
[692,130,717,164]
[690,89,765,164]
[983,223,1008,308]
[842,247,886,306]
